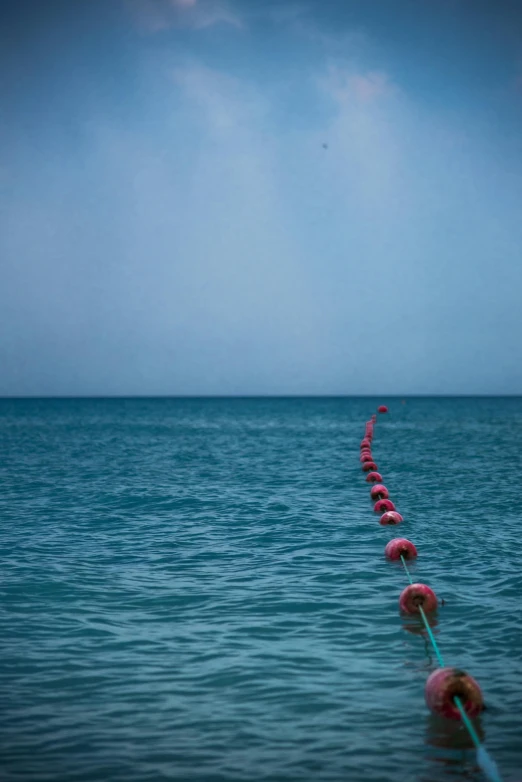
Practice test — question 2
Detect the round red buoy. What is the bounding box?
[365,471,383,483]
[370,484,389,501]
[379,511,403,525]
[360,453,374,463]
[399,583,438,614]
[360,439,371,449]
[385,538,417,560]
[362,461,378,472]
[378,405,388,413]
[425,668,484,721]
[374,498,395,513]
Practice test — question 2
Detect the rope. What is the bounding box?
[400,555,445,668]
[398,558,503,782]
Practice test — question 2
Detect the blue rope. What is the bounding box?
[454,699,503,782]
[399,555,503,782]
[400,556,445,667]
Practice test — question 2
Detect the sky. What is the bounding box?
[2,0,522,396]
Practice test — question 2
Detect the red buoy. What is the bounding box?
[360,439,371,449]
[378,405,388,413]
[365,471,383,483]
[399,583,438,614]
[362,461,378,472]
[360,453,374,463]
[425,668,483,721]
[374,498,395,513]
[370,484,389,501]
[384,538,417,560]
[379,511,403,525]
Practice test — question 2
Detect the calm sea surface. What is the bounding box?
[1,397,521,782]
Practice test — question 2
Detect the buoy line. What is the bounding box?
[359,406,504,782]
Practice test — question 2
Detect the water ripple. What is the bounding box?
[1,397,521,781]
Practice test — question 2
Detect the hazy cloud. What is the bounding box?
[320,66,396,105]
[2,0,522,394]
[127,0,243,32]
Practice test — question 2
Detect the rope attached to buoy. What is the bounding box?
[399,553,502,782]
[360,407,504,782]
[400,555,444,667]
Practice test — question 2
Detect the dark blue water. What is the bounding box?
[1,397,521,782]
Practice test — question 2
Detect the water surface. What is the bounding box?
[1,397,521,781]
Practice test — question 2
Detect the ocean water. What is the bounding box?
[0,397,521,782]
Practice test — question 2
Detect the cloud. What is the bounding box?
[127,0,173,31]
[127,0,243,32]
[171,64,267,130]
[350,71,393,101]
[29,62,330,396]
[5,5,522,395]
[320,65,397,105]
[312,61,405,217]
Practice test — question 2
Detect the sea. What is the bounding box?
[0,397,521,782]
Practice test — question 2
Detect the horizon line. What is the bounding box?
[2,394,522,400]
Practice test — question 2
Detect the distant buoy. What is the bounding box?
[365,471,383,483]
[379,511,403,525]
[374,498,395,513]
[370,484,389,501]
[360,439,371,449]
[360,453,374,463]
[425,668,483,720]
[399,583,438,614]
[378,405,388,414]
[385,538,417,560]
[362,461,378,472]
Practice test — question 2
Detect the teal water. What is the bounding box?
[1,397,521,782]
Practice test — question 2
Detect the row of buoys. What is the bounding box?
[359,407,504,782]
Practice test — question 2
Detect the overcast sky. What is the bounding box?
[2,0,522,396]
